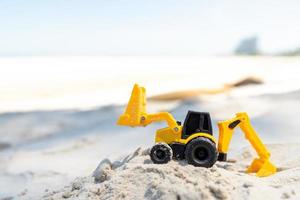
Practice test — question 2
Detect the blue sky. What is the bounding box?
[1,0,300,56]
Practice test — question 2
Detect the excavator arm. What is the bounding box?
[117,84,179,131]
[217,112,277,177]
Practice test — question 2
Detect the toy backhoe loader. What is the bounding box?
[117,84,277,177]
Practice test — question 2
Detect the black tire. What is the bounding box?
[185,137,218,168]
[150,143,173,164]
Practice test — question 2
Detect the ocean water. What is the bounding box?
[0,56,299,112]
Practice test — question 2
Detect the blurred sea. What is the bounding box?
[0,56,300,112]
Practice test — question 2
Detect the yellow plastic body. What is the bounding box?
[155,126,216,144]
[217,112,277,177]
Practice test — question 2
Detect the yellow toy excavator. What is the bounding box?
[117,84,277,177]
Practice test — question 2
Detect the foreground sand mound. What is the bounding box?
[43,145,300,200]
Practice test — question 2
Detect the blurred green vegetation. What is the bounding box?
[278,48,300,56]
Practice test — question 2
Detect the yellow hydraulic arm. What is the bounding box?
[217,112,277,177]
[117,84,179,132]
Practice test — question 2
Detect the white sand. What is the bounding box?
[1,88,300,199]
[41,144,300,200]
[0,56,300,199]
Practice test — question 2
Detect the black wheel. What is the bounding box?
[185,137,218,168]
[150,143,173,164]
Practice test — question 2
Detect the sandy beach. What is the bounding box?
[44,144,300,200]
[0,56,300,199]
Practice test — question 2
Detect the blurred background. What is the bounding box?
[1,0,300,199]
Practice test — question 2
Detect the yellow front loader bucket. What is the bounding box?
[117,84,147,127]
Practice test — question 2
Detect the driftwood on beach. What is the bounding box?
[148,76,263,101]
